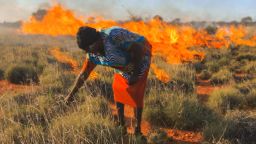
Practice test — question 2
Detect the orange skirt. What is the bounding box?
[112,70,149,108]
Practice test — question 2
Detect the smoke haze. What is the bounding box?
[0,0,255,22]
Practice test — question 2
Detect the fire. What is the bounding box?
[50,48,79,72]
[22,4,256,82]
[50,48,99,80]
[22,5,84,36]
[215,25,256,47]
[150,63,171,83]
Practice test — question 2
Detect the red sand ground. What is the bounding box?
[0,80,38,95]
[110,104,203,143]
[196,76,225,102]
[196,84,224,102]
[0,80,24,95]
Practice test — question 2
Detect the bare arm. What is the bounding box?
[65,59,96,104]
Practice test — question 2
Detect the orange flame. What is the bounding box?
[50,48,79,71]
[50,48,99,80]
[150,63,171,83]
[22,5,84,36]
[22,5,256,82]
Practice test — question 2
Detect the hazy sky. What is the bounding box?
[0,0,255,22]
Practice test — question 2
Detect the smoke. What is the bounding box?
[38,2,51,9]
[52,0,195,21]
[52,0,255,22]
[55,0,129,19]
[0,0,255,22]
[0,0,30,22]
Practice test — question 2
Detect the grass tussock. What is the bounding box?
[144,92,218,130]
[203,110,256,144]
[49,112,122,144]
[235,78,256,94]
[40,64,76,93]
[199,69,212,80]
[240,61,256,73]
[207,87,244,113]
[210,68,233,85]
[152,64,197,93]
[5,65,39,84]
[245,89,256,107]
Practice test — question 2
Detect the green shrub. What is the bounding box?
[203,111,256,144]
[145,92,218,130]
[245,89,256,108]
[224,111,256,144]
[203,120,229,143]
[207,87,245,113]
[236,53,256,61]
[206,61,220,73]
[194,62,206,73]
[240,61,256,73]
[235,79,256,94]
[217,57,230,66]
[169,97,218,130]
[204,48,231,73]
[5,65,39,84]
[144,92,170,126]
[199,69,212,80]
[147,64,195,94]
[229,59,242,72]
[210,69,233,85]
[170,65,196,93]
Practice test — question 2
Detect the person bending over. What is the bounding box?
[65,26,152,136]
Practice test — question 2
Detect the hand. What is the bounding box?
[128,75,139,85]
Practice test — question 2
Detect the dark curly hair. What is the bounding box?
[76,26,101,50]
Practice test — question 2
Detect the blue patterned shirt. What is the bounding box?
[87,26,151,79]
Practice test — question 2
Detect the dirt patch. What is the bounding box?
[196,75,226,102]
[0,80,38,96]
[197,85,224,102]
[234,72,255,81]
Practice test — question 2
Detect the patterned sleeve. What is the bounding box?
[86,53,123,66]
[109,27,145,50]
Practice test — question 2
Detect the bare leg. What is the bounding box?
[134,107,143,135]
[116,102,125,126]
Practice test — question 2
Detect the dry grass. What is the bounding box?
[203,110,256,144]
[144,91,219,130]
[1,26,256,143]
[207,87,244,113]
